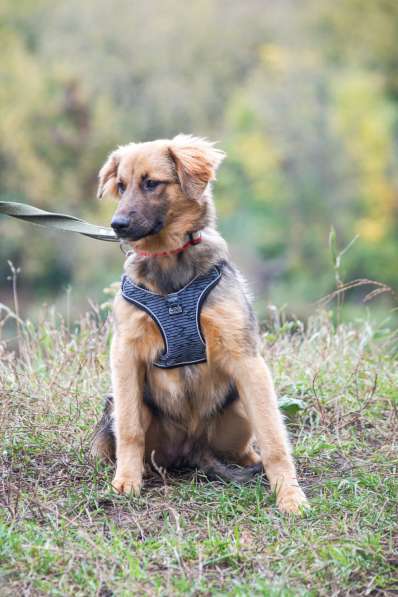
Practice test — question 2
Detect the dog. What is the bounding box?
[91,135,308,513]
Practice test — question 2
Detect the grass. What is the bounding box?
[0,303,397,596]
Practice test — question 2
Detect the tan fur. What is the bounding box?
[97,134,308,513]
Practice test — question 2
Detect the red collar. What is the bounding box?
[135,232,202,258]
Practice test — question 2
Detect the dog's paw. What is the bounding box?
[277,485,309,514]
[112,474,142,496]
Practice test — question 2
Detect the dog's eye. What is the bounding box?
[117,181,126,195]
[144,179,160,191]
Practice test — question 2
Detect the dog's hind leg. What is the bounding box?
[91,394,116,462]
[209,398,261,467]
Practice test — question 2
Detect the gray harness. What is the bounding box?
[121,265,223,368]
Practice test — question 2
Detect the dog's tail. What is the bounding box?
[191,448,263,484]
[91,394,116,463]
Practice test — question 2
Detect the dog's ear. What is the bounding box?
[97,149,122,199]
[169,134,226,199]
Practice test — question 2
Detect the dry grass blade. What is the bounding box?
[315,278,395,307]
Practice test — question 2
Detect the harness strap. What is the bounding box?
[121,264,223,368]
[0,201,118,242]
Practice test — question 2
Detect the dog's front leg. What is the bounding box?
[231,355,308,513]
[111,333,150,495]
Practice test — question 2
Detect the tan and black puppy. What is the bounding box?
[92,135,308,513]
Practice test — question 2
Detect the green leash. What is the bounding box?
[0,201,118,242]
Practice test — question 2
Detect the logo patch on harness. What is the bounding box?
[168,304,183,315]
[167,295,183,315]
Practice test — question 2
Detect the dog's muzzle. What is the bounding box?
[111,215,164,240]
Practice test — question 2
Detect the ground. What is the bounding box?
[0,307,397,596]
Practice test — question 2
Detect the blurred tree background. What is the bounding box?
[1,0,397,318]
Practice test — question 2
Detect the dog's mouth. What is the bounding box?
[114,219,165,241]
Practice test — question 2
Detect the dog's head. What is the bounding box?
[97,135,225,245]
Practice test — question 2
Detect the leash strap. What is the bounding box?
[0,201,118,242]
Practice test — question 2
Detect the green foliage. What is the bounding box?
[0,0,398,315]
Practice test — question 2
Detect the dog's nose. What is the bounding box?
[111,215,130,232]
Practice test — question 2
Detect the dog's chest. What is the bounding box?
[146,363,232,425]
[116,293,241,424]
